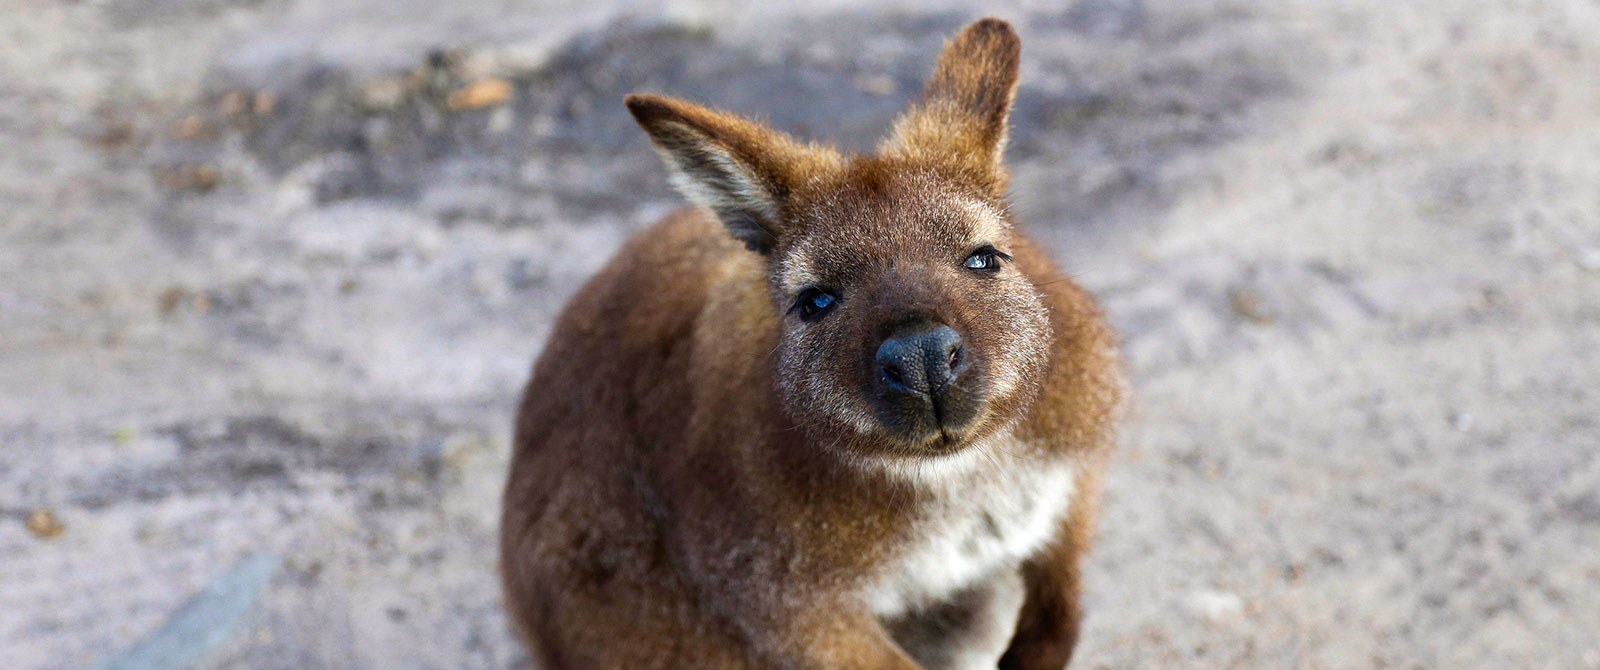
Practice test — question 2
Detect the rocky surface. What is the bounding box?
[2,0,1596,667]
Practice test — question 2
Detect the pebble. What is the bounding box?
[170,115,209,140]
[26,508,64,539]
[1228,288,1274,324]
[487,106,514,134]
[447,77,513,111]
[102,553,281,670]
[494,40,557,74]
[164,165,220,192]
[219,90,248,116]
[1184,589,1245,621]
[1576,247,1600,272]
[359,77,409,111]
[452,49,498,81]
[253,90,277,116]
[853,73,897,96]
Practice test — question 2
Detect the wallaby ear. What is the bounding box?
[625,94,840,254]
[880,18,1021,194]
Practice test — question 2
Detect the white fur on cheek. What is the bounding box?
[775,323,879,437]
[775,235,881,436]
[983,281,1049,402]
[951,198,1047,405]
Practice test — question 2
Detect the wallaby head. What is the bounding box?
[625,19,1050,463]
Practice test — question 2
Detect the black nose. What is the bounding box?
[876,325,964,397]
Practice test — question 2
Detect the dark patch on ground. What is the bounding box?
[69,411,456,509]
[1008,3,1296,252]
[152,2,1292,238]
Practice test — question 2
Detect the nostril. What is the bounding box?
[881,362,904,387]
[947,344,963,371]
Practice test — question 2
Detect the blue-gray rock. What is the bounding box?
[102,553,280,670]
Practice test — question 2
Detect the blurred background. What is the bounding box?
[2,0,1597,667]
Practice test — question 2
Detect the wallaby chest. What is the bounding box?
[860,445,1077,620]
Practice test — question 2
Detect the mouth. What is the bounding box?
[927,428,967,454]
[930,403,970,450]
[871,382,983,451]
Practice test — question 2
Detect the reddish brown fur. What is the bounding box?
[501,18,1125,670]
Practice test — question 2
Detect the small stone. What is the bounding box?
[135,523,161,545]
[157,286,187,317]
[1479,286,1503,309]
[101,553,280,670]
[359,77,408,111]
[1184,589,1244,621]
[452,49,497,81]
[853,73,897,96]
[159,164,220,192]
[253,90,277,115]
[487,106,514,133]
[92,119,136,149]
[1228,288,1273,324]
[447,77,513,111]
[171,115,209,140]
[218,90,248,116]
[26,508,64,539]
[425,47,453,71]
[1283,562,1306,584]
[1576,247,1600,272]
[494,40,556,74]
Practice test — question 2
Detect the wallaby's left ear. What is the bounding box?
[626,94,841,254]
[880,18,1021,195]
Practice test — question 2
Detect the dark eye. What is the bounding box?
[793,288,839,321]
[963,246,1012,273]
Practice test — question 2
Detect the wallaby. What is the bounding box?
[500,18,1125,670]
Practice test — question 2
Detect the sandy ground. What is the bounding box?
[2,0,1597,668]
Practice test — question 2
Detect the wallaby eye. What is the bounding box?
[963,245,1012,273]
[793,288,839,322]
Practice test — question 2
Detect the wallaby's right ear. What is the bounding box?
[625,94,840,254]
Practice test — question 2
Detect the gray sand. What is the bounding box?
[2,1,1596,667]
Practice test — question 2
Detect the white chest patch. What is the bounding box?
[861,448,1078,620]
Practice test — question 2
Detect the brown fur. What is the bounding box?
[500,18,1125,670]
